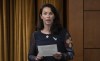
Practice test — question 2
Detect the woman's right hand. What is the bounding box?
[53,52,62,60]
[35,53,43,61]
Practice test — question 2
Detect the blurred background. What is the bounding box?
[0,0,100,61]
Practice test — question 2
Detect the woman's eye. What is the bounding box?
[49,12,53,15]
[42,12,47,15]
[42,12,53,15]
[43,13,47,15]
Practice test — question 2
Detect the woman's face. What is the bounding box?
[40,7,55,25]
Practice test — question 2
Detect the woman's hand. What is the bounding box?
[53,52,62,60]
[35,53,43,61]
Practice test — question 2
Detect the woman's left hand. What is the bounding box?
[53,52,62,60]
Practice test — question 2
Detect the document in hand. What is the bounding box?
[37,44,58,56]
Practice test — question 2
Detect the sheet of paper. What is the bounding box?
[37,44,58,56]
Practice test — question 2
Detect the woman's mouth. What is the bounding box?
[46,19,51,21]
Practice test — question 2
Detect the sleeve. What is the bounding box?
[28,32,38,61]
[62,32,74,60]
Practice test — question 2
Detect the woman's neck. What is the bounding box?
[41,24,51,34]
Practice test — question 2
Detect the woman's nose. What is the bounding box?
[46,14,50,18]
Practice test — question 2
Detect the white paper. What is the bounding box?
[37,44,58,56]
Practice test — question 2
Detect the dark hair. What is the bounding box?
[37,3,63,35]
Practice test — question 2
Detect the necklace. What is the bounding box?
[45,35,57,41]
[46,35,49,38]
[53,37,57,41]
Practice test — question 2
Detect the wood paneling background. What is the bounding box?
[84,0,100,61]
[84,49,100,61]
[68,0,100,61]
[84,0,100,10]
[84,11,100,48]
[68,0,83,61]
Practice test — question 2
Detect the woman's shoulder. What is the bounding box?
[31,30,40,36]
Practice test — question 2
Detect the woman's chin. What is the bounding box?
[45,22,52,25]
[45,23,52,25]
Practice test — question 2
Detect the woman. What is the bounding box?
[28,3,74,61]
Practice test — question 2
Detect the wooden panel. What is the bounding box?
[84,49,100,61]
[84,11,100,48]
[68,0,83,61]
[84,0,100,10]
